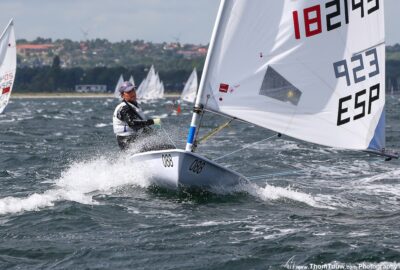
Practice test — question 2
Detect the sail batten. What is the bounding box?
[194,0,386,151]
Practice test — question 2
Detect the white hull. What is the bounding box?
[129,149,246,190]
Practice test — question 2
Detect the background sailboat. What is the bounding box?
[129,75,135,86]
[113,74,124,99]
[137,66,164,100]
[180,68,198,103]
[0,19,16,114]
[154,72,164,99]
[136,71,149,99]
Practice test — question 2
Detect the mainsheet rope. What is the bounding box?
[160,126,177,148]
[213,133,280,162]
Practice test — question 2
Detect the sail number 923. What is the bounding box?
[334,48,381,126]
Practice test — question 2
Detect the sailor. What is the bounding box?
[113,81,161,150]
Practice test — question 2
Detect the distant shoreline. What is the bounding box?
[11,92,181,99]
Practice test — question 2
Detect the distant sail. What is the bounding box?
[138,65,154,100]
[136,75,148,99]
[114,74,124,99]
[138,66,164,100]
[0,19,16,114]
[154,73,164,99]
[158,81,165,99]
[197,0,386,151]
[129,75,135,86]
[181,68,198,103]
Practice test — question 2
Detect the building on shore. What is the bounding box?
[75,85,107,93]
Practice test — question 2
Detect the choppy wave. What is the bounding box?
[95,123,112,128]
[0,153,151,215]
[232,181,334,209]
[0,153,334,215]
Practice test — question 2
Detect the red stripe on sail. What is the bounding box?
[2,87,10,94]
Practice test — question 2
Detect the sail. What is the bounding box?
[197,0,386,151]
[153,73,161,98]
[155,80,165,99]
[0,19,16,114]
[137,66,164,100]
[181,68,198,103]
[154,73,164,99]
[114,74,124,98]
[160,81,165,98]
[136,75,148,99]
[145,69,158,99]
[138,65,157,100]
[129,75,135,86]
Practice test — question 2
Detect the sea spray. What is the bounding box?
[0,152,151,215]
[234,181,335,209]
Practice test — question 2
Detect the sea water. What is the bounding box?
[0,96,399,269]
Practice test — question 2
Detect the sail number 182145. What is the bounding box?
[292,0,380,40]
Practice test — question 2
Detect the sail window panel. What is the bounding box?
[259,66,302,106]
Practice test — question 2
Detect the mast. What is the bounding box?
[0,19,13,40]
[185,0,227,152]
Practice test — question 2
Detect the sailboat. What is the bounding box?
[114,74,124,99]
[180,68,198,103]
[129,75,135,86]
[129,0,397,189]
[136,71,148,99]
[137,65,164,100]
[154,72,164,99]
[137,66,154,100]
[0,19,16,114]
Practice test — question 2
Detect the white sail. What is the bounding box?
[196,0,386,152]
[129,75,135,86]
[0,19,16,114]
[154,73,164,99]
[145,69,158,99]
[113,74,124,99]
[153,73,161,98]
[139,66,165,100]
[159,81,165,98]
[181,68,198,103]
[136,75,148,99]
[138,65,156,100]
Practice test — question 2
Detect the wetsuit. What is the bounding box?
[113,100,154,150]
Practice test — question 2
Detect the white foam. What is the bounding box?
[0,154,151,215]
[234,181,335,209]
[355,168,400,185]
[95,123,111,128]
[0,118,16,123]
[181,220,243,227]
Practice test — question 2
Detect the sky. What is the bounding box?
[1,0,399,45]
